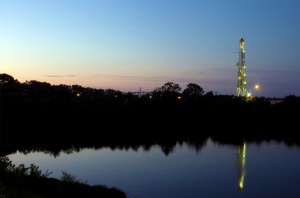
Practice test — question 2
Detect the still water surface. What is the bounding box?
[8,139,300,198]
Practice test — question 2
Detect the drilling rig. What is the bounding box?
[236,37,249,97]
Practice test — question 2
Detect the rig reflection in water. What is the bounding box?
[237,142,246,192]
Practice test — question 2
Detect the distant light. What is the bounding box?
[114,95,118,98]
[254,84,260,90]
[76,93,80,97]
[177,96,182,100]
[149,95,152,99]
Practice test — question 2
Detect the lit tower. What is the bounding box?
[236,37,248,97]
[237,142,246,192]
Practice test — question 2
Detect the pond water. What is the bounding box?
[8,139,300,198]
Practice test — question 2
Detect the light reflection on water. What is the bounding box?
[237,142,246,192]
[8,139,300,198]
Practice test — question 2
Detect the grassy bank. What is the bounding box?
[0,157,127,198]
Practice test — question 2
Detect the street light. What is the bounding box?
[254,84,260,91]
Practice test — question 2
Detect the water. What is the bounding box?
[8,139,300,198]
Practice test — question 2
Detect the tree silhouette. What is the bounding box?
[182,83,204,97]
[0,73,17,84]
[152,82,181,99]
[0,73,22,100]
[153,82,181,93]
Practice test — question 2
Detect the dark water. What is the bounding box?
[8,139,300,198]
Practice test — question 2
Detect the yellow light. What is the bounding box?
[76,93,80,97]
[149,95,152,99]
[238,143,246,192]
[177,96,182,100]
[239,175,244,191]
[254,84,260,90]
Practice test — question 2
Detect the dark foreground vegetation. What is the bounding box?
[0,156,126,198]
[0,73,300,197]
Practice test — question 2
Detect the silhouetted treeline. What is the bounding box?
[1,73,300,156]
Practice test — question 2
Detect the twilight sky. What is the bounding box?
[1,0,300,98]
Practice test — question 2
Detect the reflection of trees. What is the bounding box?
[185,138,208,153]
[2,131,300,158]
[160,143,176,156]
[0,137,210,157]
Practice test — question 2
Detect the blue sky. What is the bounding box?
[1,0,300,97]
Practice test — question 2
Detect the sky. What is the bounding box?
[1,0,300,98]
